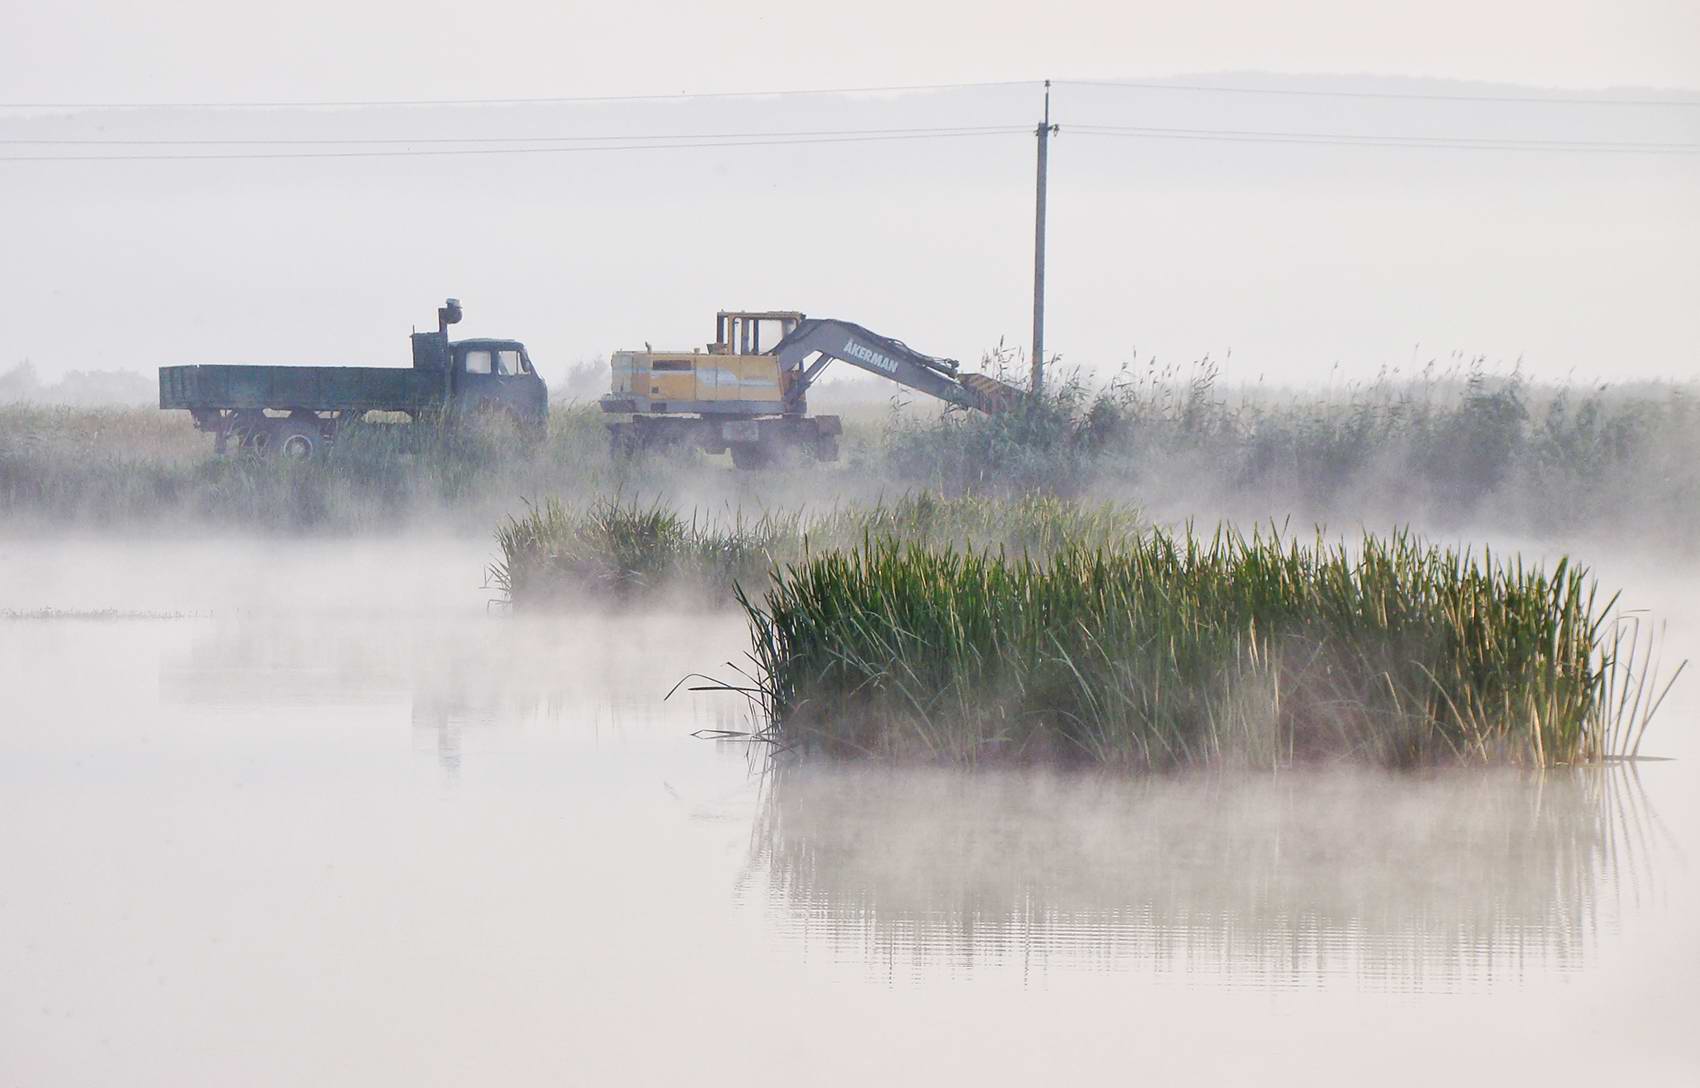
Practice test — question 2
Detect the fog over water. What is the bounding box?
[5,2,1697,1081]
[1,535,1694,1083]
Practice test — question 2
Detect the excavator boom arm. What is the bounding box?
[770,318,979,411]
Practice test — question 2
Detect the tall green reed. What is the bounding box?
[732,528,1680,769]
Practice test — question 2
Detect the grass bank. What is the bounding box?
[732,529,1678,770]
[5,367,1695,549]
[0,403,612,532]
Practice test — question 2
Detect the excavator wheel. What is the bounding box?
[729,442,774,470]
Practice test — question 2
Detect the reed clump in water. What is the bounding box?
[491,492,1142,606]
[735,529,1678,769]
[493,497,793,604]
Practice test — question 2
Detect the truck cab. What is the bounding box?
[450,337,547,428]
[410,320,548,431]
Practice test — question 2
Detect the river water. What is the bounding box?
[1,537,1695,1085]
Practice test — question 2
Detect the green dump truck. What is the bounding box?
[159,299,548,458]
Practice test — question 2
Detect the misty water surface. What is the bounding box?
[0,537,1694,1084]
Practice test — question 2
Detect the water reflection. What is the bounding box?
[157,612,751,778]
[746,764,1659,990]
[148,612,1669,991]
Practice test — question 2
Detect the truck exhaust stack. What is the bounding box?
[437,298,463,339]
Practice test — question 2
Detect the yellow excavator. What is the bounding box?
[599,310,1022,467]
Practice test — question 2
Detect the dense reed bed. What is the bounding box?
[491,492,1142,606]
[884,363,1700,547]
[734,529,1678,769]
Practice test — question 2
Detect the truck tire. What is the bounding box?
[230,410,269,455]
[275,420,321,461]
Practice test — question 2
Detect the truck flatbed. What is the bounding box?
[159,364,443,414]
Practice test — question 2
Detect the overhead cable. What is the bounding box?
[0,123,1024,147]
[1070,124,1700,154]
[7,122,1695,162]
[1060,79,1700,109]
[0,80,1038,111]
[0,127,1030,162]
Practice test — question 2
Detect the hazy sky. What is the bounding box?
[6,2,1698,100]
[2,3,1696,389]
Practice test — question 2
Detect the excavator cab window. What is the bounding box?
[713,311,804,356]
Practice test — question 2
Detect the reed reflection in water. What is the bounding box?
[745,764,1657,990]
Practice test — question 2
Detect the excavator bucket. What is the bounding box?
[960,373,1025,414]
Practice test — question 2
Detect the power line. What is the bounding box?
[1071,124,1700,154]
[0,127,1030,162]
[10,123,1694,162]
[0,123,1021,147]
[0,79,1037,112]
[7,76,1695,114]
[6,110,1692,161]
[1060,79,1700,109]
[20,122,1682,153]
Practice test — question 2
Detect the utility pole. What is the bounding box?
[1031,79,1058,396]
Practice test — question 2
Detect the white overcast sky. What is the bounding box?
[2,2,1697,388]
[5,1,1698,100]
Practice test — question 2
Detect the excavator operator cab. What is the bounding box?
[711,311,804,356]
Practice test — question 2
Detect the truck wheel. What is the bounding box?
[230,411,268,455]
[275,421,320,461]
